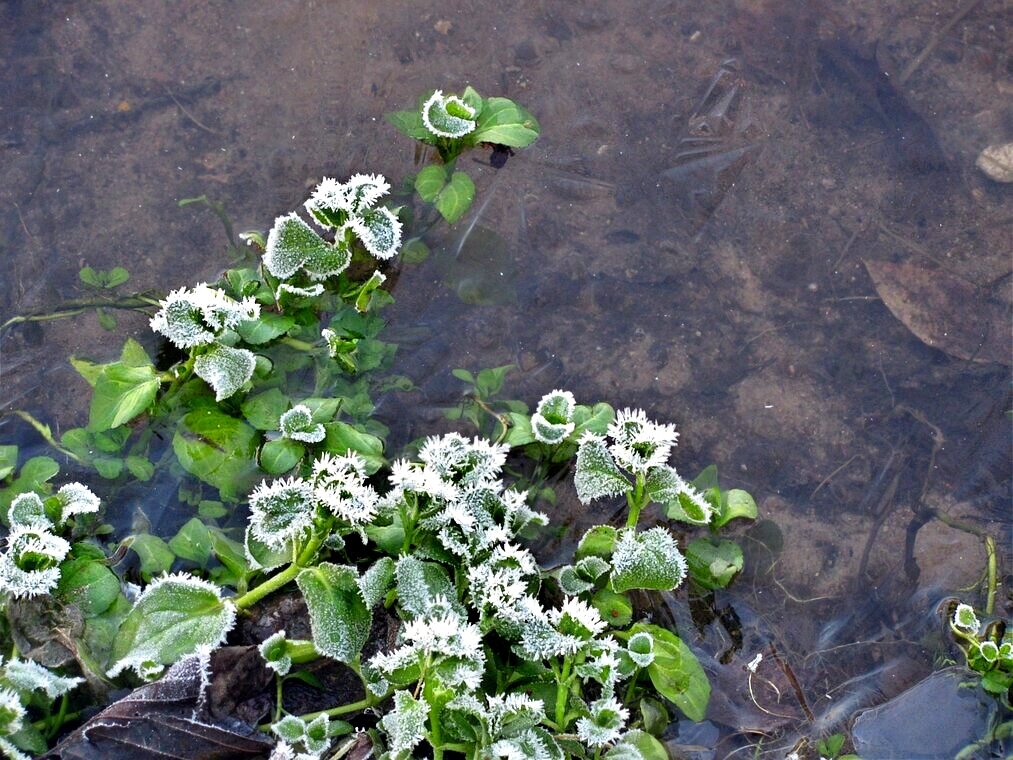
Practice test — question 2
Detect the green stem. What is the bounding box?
[985,536,997,616]
[281,337,315,352]
[274,675,284,723]
[626,473,646,528]
[234,533,324,610]
[555,656,572,731]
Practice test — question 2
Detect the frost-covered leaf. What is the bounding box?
[279,405,326,443]
[245,525,292,572]
[194,344,256,402]
[952,603,980,634]
[350,207,402,260]
[0,688,26,736]
[358,556,395,608]
[55,482,100,521]
[342,173,391,214]
[663,480,713,526]
[557,565,594,596]
[627,632,655,668]
[107,572,236,679]
[149,284,259,349]
[2,659,82,701]
[272,715,306,744]
[264,213,347,280]
[610,528,687,593]
[574,434,629,504]
[421,90,477,139]
[395,555,461,619]
[249,477,315,551]
[532,389,576,443]
[382,690,429,756]
[0,525,70,598]
[576,696,629,747]
[7,493,47,530]
[296,562,370,664]
[489,727,563,760]
[607,730,667,760]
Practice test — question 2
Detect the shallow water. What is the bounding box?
[1,1,1010,756]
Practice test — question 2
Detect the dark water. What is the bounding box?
[1,1,1010,756]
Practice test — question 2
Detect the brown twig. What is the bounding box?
[898,0,983,85]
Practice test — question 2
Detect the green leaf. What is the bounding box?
[108,574,236,678]
[395,555,462,619]
[245,526,292,572]
[504,412,535,447]
[88,362,160,432]
[400,238,430,264]
[236,313,296,345]
[0,446,18,481]
[574,436,630,504]
[611,528,687,593]
[129,534,175,580]
[451,368,475,384]
[714,489,758,529]
[241,388,290,431]
[193,344,256,402]
[296,563,370,664]
[125,455,155,481]
[686,538,743,590]
[435,171,475,225]
[576,525,618,560]
[93,456,123,479]
[321,421,384,474]
[634,623,710,722]
[172,409,259,501]
[198,500,228,519]
[97,308,118,331]
[169,518,213,565]
[612,730,668,760]
[691,465,719,493]
[119,338,152,368]
[70,357,104,388]
[78,266,102,287]
[386,109,430,140]
[0,456,60,515]
[106,266,130,288]
[414,165,447,202]
[591,588,632,627]
[358,557,395,608]
[818,733,846,758]
[471,96,540,148]
[639,698,670,737]
[260,438,304,475]
[475,364,512,398]
[57,557,121,616]
[207,527,249,586]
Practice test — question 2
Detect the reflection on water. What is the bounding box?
[1,0,1010,755]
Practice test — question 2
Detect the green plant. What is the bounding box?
[949,601,1013,704]
[0,88,760,760]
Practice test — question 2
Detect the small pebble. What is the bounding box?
[975,142,1013,183]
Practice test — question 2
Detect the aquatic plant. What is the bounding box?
[948,600,1013,704]
[0,88,760,759]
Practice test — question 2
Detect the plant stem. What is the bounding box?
[555,656,572,731]
[281,337,315,352]
[985,536,996,615]
[234,533,323,610]
[274,675,284,723]
[626,473,646,528]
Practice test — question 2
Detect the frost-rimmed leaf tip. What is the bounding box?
[607,407,679,474]
[311,453,379,526]
[55,482,101,520]
[249,477,316,551]
[3,658,83,701]
[421,90,477,139]
[576,695,629,747]
[531,389,577,444]
[381,690,429,756]
[952,603,980,634]
[264,212,350,281]
[106,572,237,679]
[193,344,257,401]
[550,596,607,639]
[0,525,71,599]
[610,527,687,593]
[574,432,630,505]
[280,405,326,443]
[149,283,259,349]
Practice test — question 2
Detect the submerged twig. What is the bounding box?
[898,0,983,85]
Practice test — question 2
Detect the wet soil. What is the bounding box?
[1,0,1010,756]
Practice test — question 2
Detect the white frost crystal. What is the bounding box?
[607,408,678,474]
[0,687,25,735]
[7,493,48,530]
[55,482,100,520]
[550,597,607,639]
[574,433,630,504]
[576,696,629,747]
[381,690,429,756]
[150,284,259,349]
[421,90,477,138]
[610,527,686,593]
[531,389,576,444]
[194,344,257,401]
[3,658,83,700]
[626,631,655,668]
[0,525,71,599]
[264,212,350,281]
[280,404,326,443]
[952,603,980,634]
[106,572,236,679]
[249,477,316,550]
[349,206,403,260]
[312,453,379,526]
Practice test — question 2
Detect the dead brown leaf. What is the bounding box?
[864,260,1011,365]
